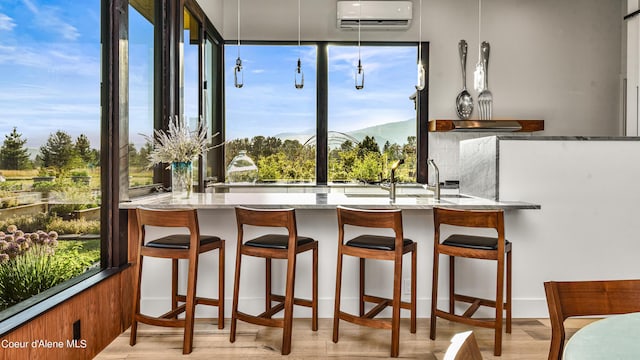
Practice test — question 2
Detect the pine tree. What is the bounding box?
[0,127,32,170]
[39,130,76,174]
[75,134,94,165]
[138,142,153,169]
[356,135,380,158]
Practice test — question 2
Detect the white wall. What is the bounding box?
[197,0,224,31]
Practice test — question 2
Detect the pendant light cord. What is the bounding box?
[358,0,361,60]
[237,0,241,58]
[478,0,482,59]
[298,0,301,48]
[418,0,422,63]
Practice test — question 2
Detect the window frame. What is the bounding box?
[0,0,121,336]
[222,40,430,184]
[223,41,320,183]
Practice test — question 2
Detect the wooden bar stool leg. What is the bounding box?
[359,258,365,316]
[130,256,144,346]
[230,245,243,343]
[312,243,319,331]
[218,242,225,330]
[390,257,402,358]
[282,255,297,355]
[333,247,344,343]
[410,247,417,334]
[172,259,179,312]
[449,255,455,314]
[494,255,505,356]
[506,249,512,334]
[266,258,272,317]
[429,249,439,340]
[183,255,199,354]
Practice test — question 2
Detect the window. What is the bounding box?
[0,0,102,318]
[328,45,417,183]
[123,0,224,194]
[222,42,425,184]
[204,34,224,182]
[128,0,156,187]
[224,44,318,183]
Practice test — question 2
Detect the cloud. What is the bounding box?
[21,0,79,40]
[0,42,99,77]
[0,13,15,31]
[329,46,416,79]
[21,0,38,13]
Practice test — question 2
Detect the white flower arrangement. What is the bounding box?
[143,115,217,167]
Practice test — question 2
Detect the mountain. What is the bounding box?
[273,119,416,147]
[272,129,316,145]
[346,119,416,147]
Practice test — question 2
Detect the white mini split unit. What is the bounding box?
[337,1,413,30]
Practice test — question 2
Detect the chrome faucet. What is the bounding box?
[381,159,404,201]
[425,159,440,200]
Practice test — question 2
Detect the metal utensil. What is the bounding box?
[473,48,485,93]
[477,41,493,120]
[455,40,473,120]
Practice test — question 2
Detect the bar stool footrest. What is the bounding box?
[363,294,413,311]
[271,294,314,308]
[175,294,223,307]
[135,313,185,328]
[259,302,285,318]
[454,293,501,308]
[434,309,500,329]
[236,311,285,328]
[338,310,393,329]
[160,305,187,319]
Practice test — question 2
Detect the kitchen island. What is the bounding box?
[120,188,538,320]
[120,135,640,321]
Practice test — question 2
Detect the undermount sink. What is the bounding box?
[343,193,469,199]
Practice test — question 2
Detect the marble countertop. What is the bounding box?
[480,135,640,141]
[119,192,539,210]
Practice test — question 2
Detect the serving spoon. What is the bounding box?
[455,40,474,120]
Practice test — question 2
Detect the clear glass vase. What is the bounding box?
[226,150,258,183]
[171,161,193,198]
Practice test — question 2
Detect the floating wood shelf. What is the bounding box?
[428,119,544,132]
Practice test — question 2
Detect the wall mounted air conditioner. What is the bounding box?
[337,1,412,30]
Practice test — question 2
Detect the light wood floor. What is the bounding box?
[95,318,596,359]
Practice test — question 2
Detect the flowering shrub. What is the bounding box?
[0,225,99,312]
[0,224,58,264]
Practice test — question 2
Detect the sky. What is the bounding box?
[225,44,418,141]
[0,0,101,150]
[0,0,418,151]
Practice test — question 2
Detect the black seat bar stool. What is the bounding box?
[230,206,318,355]
[430,207,512,356]
[333,206,417,358]
[130,207,225,355]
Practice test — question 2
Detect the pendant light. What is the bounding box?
[234,0,244,88]
[354,0,364,90]
[415,0,425,91]
[295,0,304,89]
